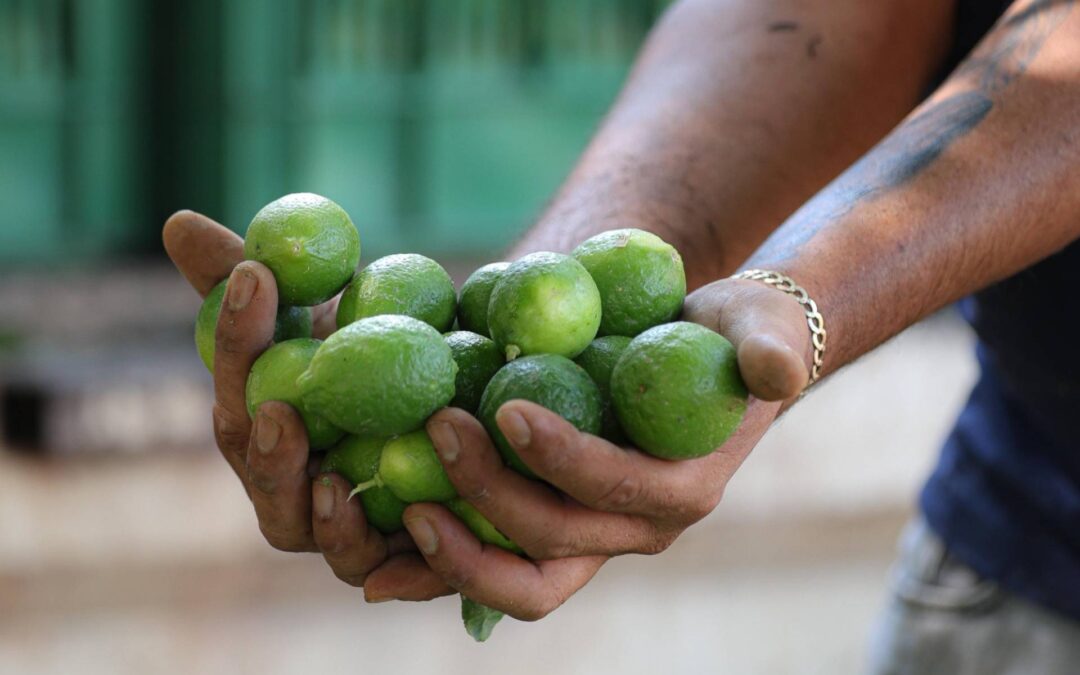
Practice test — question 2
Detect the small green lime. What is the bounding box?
[611,322,748,459]
[274,305,313,344]
[456,262,510,338]
[336,254,456,331]
[446,498,523,554]
[488,252,601,360]
[445,331,504,414]
[574,335,633,445]
[245,338,345,450]
[297,315,457,436]
[477,354,602,479]
[244,193,360,306]
[378,430,457,503]
[572,229,686,337]
[321,435,406,534]
[195,279,312,372]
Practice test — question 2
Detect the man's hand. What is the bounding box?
[368,278,811,620]
[162,210,452,599]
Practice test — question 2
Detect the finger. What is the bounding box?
[362,553,456,603]
[682,279,810,401]
[312,473,387,585]
[427,408,660,558]
[246,402,317,552]
[492,400,723,526]
[162,210,245,297]
[212,261,277,464]
[403,503,607,621]
[386,530,419,557]
[310,295,341,339]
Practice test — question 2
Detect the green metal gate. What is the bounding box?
[222,0,668,257]
[0,0,148,265]
[0,0,666,264]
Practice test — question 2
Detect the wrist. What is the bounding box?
[731,269,827,388]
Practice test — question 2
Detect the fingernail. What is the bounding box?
[227,267,257,311]
[255,411,281,455]
[365,594,393,604]
[428,421,460,463]
[496,408,531,448]
[313,479,335,521]
[406,517,439,555]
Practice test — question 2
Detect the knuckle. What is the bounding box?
[445,563,475,592]
[332,570,367,587]
[217,330,249,356]
[514,603,551,622]
[260,522,311,553]
[527,539,573,560]
[520,522,574,560]
[509,594,558,623]
[247,466,277,496]
[540,441,578,477]
[317,534,350,556]
[683,489,723,525]
[212,407,250,455]
[459,483,491,504]
[638,531,677,556]
[594,473,644,512]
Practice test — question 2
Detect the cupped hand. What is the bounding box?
[368,277,813,620]
[162,210,453,599]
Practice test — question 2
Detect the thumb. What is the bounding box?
[682,279,811,402]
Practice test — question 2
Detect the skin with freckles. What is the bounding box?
[165,0,1080,623]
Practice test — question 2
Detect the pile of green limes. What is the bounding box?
[194,193,749,641]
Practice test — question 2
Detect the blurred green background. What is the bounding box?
[0,0,669,265]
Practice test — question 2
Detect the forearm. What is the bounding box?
[745,0,1080,376]
[511,0,955,288]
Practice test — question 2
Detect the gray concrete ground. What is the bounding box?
[0,266,979,675]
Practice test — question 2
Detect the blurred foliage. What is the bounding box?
[0,0,670,266]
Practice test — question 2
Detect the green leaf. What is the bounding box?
[461,595,504,642]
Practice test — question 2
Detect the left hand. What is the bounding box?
[362,278,813,619]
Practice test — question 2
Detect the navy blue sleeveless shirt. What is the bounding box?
[919,0,1080,622]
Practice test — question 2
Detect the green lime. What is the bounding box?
[572,229,686,337]
[446,498,523,554]
[297,315,457,436]
[336,254,456,332]
[487,252,601,360]
[321,435,406,534]
[477,354,602,479]
[274,305,313,344]
[456,262,510,338]
[244,193,360,306]
[377,430,457,503]
[245,338,345,450]
[611,322,748,459]
[445,331,504,414]
[574,335,633,445]
[195,279,312,372]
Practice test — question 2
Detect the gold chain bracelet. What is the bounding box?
[731,269,827,387]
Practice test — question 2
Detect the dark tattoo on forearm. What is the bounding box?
[959,0,1076,93]
[748,0,1075,265]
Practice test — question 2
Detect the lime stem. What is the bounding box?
[348,474,384,500]
[505,344,521,361]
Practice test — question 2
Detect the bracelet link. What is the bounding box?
[731,269,828,388]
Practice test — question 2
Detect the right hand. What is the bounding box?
[162,210,453,600]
